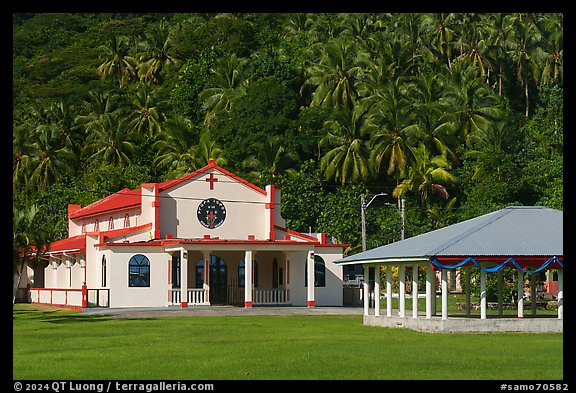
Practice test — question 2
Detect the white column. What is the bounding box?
[497,269,504,316]
[441,269,448,320]
[180,249,188,308]
[363,280,369,316]
[557,269,563,320]
[480,268,487,320]
[203,251,210,305]
[465,266,471,317]
[374,266,380,317]
[530,272,537,316]
[412,264,418,318]
[517,270,524,318]
[431,271,437,316]
[306,250,315,307]
[425,264,433,319]
[386,265,392,317]
[398,265,405,317]
[363,265,370,305]
[244,250,253,308]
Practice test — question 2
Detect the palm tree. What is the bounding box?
[136,18,180,84]
[365,78,419,178]
[198,53,249,127]
[507,18,542,118]
[82,113,137,167]
[440,59,502,147]
[243,135,298,181]
[195,131,227,168]
[303,37,368,111]
[27,126,76,191]
[75,90,122,135]
[392,143,456,210]
[319,105,371,185]
[96,36,138,88]
[152,116,201,177]
[13,204,48,307]
[125,82,168,138]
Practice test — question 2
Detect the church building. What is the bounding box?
[29,160,348,310]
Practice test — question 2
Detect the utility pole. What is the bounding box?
[361,194,367,252]
[400,197,405,240]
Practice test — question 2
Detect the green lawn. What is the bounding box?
[13,304,563,380]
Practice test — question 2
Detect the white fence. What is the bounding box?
[170,288,208,305]
[29,287,84,310]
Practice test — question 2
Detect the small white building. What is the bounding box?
[29,160,347,310]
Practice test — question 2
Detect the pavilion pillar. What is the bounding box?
[244,250,253,308]
[180,248,188,308]
[557,270,563,320]
[480,268,487,320]
[441,269,448,320]
[530,272,537,316]
[363,266,369,316]
[497,269,504,316]
[398,265,405,317]
[517,270,524,318]
[386,265,392,317]
[425,263,433,319]
[374,266,380,317]
[465,265,471,317]
[412,264,419,318]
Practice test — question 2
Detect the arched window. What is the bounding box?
[124,214,131,228]
[128,254,150,287]
[108,217,114,231]
[238,258,245,287]
[305,255,326,287]
[102,255,107,287]
[81,222,86,234]
[94,219,100,232]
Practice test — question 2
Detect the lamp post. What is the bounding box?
[385,197,405,241]
[360,192,387,252]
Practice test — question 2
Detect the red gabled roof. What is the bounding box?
[69,188,141,219]
[46,234,86,254]
[158,160,267,195]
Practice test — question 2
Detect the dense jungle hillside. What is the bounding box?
[12,12,563,255]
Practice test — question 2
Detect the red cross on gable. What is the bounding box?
[205,173,218,190]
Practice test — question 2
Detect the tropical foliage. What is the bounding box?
[13,13,563,256]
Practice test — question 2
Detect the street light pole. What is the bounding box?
[360,192,387,252]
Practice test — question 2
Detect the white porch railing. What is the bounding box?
[29,287,84,310]
[253,288,289,305]
[170,288,208,305]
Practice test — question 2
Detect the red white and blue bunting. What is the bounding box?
[429,256,563,274]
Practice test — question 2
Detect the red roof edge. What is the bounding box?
[158,160,267,195]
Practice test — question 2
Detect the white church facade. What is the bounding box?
[28,160,347,310]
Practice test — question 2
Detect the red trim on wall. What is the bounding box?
[153,185,161,239]
[307,300,315,307]
[269,185,275,240]
[180,302,188,308]
[244,301,253,308]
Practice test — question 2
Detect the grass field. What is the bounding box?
[13,304,564,381]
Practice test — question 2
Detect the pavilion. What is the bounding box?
[335,206,563,333]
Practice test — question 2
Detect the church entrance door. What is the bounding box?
[209,256,227,304]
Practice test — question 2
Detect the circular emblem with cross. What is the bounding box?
[197,198,227,229]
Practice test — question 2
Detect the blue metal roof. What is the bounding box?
[335,206,563,265]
